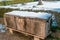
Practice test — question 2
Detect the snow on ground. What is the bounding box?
[0,1,60,12]
[5,11,52,20]
[51,8,60,12]
[33,1,60,12]
[0,24,5,32]
[23,1,60,12]
[42,1,60,8]
[17,1,60,12]
[0,6,20,9]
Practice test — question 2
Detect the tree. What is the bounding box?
[38,0,43,5]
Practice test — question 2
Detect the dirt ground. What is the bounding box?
[0,30,33,40]
[0,30,60,40]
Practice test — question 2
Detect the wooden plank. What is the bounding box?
[6,27,40,37]
[26,18,35,34]
[5,15,17,29]
[34,37,40,40]
[26,18,46,38]
[9,28,13,34]
[40,21,46,38]
[6,26,45,39]
[4,15,7,26]
[16,17,25,31]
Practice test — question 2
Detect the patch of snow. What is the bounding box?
[51,8,60,13]
[0,24,5,32]
[0,29,5,32]
[0,1,60,12]
[0,6,20,9]
[0,24,3,29]
[0,6,11,8]
[31,1,60,11]
[5,11,52,20]
[17,1,60,12]
[42,1,60,8]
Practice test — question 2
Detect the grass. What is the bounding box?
[47,35,60,40]
[46,26,60,40]
[0,8,18,18]
[0,0,34,6]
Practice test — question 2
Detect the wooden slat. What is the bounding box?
[4,15,7,26]
[26,18,35,34]
[16,17,25,31]
[34,37,40,40]
[9,28,13,34]
[6,27,45,39]
[5,15,17,29]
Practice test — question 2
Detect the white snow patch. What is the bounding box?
[0,24,5,32]
[0,1,60,12]
[5,11,52,20]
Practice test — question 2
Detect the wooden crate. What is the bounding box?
[4,11,52,40]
